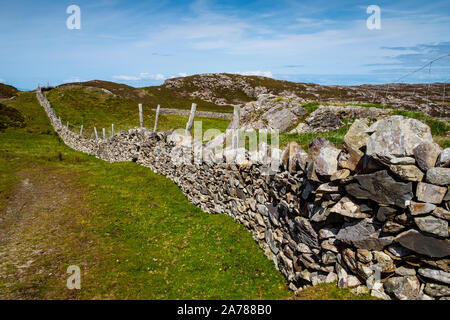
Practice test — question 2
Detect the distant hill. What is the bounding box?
[56,74,449,118]
[0,83,19,99]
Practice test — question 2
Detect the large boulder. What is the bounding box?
[264,108,299,132]
[366,116,433,163]
[345,170,413,208]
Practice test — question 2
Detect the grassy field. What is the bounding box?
[0,92,376,300]
[0,92,375,300]
[45,86,231,138]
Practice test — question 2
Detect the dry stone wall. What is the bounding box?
[36,88,450,300]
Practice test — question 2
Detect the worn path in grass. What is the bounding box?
[0,92,373,300]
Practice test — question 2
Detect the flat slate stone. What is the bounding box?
[345,170,413,208]
[395,229,450,258]
[336,218,394,250]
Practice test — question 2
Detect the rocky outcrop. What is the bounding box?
[36,88,450,300]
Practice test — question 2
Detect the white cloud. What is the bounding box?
[112,73,166,81]
[0,78,5,83]
[234,71,273,78]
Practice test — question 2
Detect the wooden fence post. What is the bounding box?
[154,104,161,132]
[185,103,197,136]
[232,106,240,149]
[66,121,69,129]
[103,128,106,139]
[139,103,143,128]
[80,125,83,136]
[111,124,114,136]
[94,127,98,139]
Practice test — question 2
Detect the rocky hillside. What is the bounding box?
[155,73,450,119]
[57,74,449,119]
[0,83,19,99]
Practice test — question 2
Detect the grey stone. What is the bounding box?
[376,206,397,222]
[330,169,351,181]
[382,221,405,234]
[319,227,339,239]
[308,137,334,162]
[294,217,319,249]
[387,244,412,258]
[395,229,450,258]
[388,164,424,182]
[426,167,450,186]
[336,218,394,250]
[265,229,279,254]
[432,207,450,221]
[356,249,373,264]
[395,266,416,277]
[264,108,299,132]
[257,204,268,216]
[416,182,447,204]
[330,197,371,219]
[345,170,413,208]
[437,148,450,167]
[424,283,450,297]
[366,116,433,161]
[413,142,441,171]
[408,201,436,215]
[343,119,369,157]
[383,276,421,300]
[315,147,341,177]
[418,268,450,285]
[373,251,396,273]
[414,216,449,237]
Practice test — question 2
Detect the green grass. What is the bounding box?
[0,83,19,99]
[0,92,372,300]
[46,87,231,139]
[0,92,290,299]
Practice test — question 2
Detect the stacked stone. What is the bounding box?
[36,90,450,300]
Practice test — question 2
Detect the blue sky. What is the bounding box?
[0,0,449,90]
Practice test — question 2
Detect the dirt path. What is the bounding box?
[0,164,93,299]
